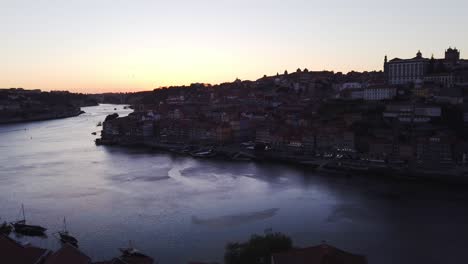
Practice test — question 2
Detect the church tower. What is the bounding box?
[445,47,460,64]
[384,55,389,82]
[416,50,422,59]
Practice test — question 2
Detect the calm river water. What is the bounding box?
[0,104,467,264]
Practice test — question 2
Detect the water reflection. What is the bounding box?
[192,208,280,227]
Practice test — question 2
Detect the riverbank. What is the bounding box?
[0,88,99,124]
[95,138,468,185]
[0,108,85,124]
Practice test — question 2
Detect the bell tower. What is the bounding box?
[384,55,389,83]
[416,50,422,59]
[445,47,460,64]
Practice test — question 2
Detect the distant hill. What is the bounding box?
[0,88,98,124]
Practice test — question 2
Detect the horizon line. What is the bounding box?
[2,67,384,94]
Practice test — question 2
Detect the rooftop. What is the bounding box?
[0,235,50,264]
[272,243,367,264]
[45,243,91,264]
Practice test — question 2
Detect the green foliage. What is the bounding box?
[224,232,293,264]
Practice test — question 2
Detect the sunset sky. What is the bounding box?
[1,0,467,93]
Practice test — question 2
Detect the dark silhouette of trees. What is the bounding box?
[224,232,293,264]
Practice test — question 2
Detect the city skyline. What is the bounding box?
[1,0,468,93]
[3,1,468,264]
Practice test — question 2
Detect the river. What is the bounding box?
[0,104,467,264]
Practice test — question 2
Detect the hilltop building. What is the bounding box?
[384,47,468,86]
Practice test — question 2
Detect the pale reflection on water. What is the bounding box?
[0,104,467,264]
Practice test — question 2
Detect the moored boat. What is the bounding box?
[11,205,47,237]
[119,241,154,264]
[191,149,216,158]
[59,232,78,247]
[12,220,47,237]
[58,217,78,247]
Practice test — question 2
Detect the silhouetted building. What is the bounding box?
[0,235,50,264]
[416,135,454,168]
[272,243,367,264]
[45,244,91,264]
[385,50,428,85]
[384,47,468,86]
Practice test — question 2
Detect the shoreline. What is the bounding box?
[0,109,85,124]
[95,139,468,186]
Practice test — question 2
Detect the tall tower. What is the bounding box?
[416,50,423,59]
[384,55,389,83]
[445,47,460,64]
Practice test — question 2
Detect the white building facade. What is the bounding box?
[363,87,397,101]
[385,51,429,85]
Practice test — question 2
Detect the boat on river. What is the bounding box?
[191,148,216,158]
[58,217,78,247]
[119,241,155,264]
[11,204,47,237]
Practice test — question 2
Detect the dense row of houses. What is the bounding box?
[100,48,468,170]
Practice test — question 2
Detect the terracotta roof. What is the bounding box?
[0,235,50,264]
[272,243,367,264]
[45,243,91,264]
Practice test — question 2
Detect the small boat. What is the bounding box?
[0,220,12,235]
[191,149,216,158]
[58,217,78,247]
[91,132,97,135]
[119,241,154,264]
[12,204,47,237]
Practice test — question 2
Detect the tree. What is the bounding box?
[224,232,293,264]
[284,70,288,75]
